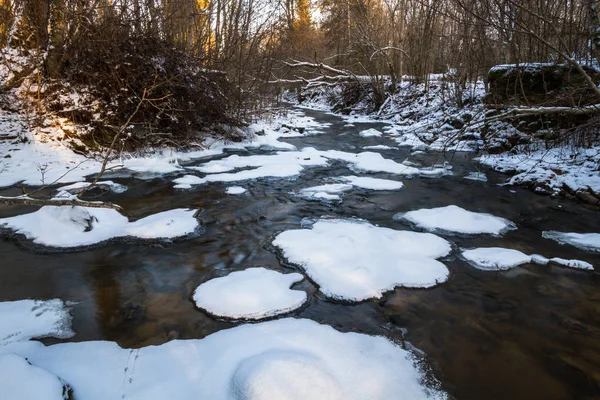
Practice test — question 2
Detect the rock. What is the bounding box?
[575,190,600,205]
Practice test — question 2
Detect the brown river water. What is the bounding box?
[1,108,599,399]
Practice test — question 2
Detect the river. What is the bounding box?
[1,107,599,399]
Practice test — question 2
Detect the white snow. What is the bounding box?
[463,172,487,182]
[0,206,199,248]
[0,353,69,400]
[337,175,404,190]
[0,107,322,188]
[1,318,447,400]
[192,268,307,320]
[461,248,594,271]
[323,150,451,177]
[298,183,353,202]
[359,128,382,137]
[395,205,516,236]
[548,257,594,270]
[57,180,127,194]
[542,231,600,252]
[461,248,531,270]
[226,186,247,195]
[272,219,451,301]
[174,147,451,189]
[174,148,329,188]
[0,299,73,346]
[479,146,600,195]
[363,145,394,150]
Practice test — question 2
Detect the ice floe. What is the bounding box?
[542,231,600,252]
[461,248,531,270]
[463,172,487,182]
[226,186,247,195]
[337,175,404,190]
[359,128,383,137]
[395,205,516,236]
[460,248,594,271]
[273,219,451,301]
[298,183,353,202]
[0,206,200,248]
[0,318,447,400]
[57,180,127,194]
[192,268,307,320]
[174,148,329,188]
[363,145,394,150]
[0,299,73,346]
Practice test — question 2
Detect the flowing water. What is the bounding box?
[1,108,600,400]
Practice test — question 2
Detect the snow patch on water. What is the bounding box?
[298,183,353,202]
[395,205,515,236]
[359,128,382,137]
[460,248,594,271]
[226,186,247,195]
[463,172,487,182]
[192,268,306,320]
[337,175,404,190]
[363,145,395,150]
[273,219,451,301]
[0,206,200,248]
[57,180,127,194]
[542,231,600,253]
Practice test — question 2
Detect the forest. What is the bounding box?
[0,2,599,400]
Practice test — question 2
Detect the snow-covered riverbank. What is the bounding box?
[289,81,600,204]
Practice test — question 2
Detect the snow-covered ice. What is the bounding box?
[395,205,516,236]
[226,186,247,195]
[0,318,447,400]
[0,353,71,400]
[57,180,127,194]
[323,150,451,177]
[460,248,594,271]
[461,248,531,270]
[192,268,307,320]
[463,172,487,182]
[272,219,451,301]
[359,128,382,137]
[298,183,353,202]
[337,175,404,190]
[0,206,200,248]
[174,148,329,188]
[0,299,73,346]
[363,145,394,150]
[542,231,600,252]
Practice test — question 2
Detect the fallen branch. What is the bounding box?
[0,196,123,210]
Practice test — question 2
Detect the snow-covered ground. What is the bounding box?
[291,80,600,202]
[0,108,327,189]
[192,268,307,320]
[0,299,74,346]
[479,146,600,198]
[273,218,451,301]
[0,311,447,400]
[395,205,516,236]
